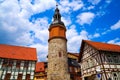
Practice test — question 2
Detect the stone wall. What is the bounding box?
[47,38,70,80]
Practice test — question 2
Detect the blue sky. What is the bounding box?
[0,0,120,61]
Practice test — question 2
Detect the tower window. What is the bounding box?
[59,52,62,57]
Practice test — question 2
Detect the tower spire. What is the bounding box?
[54,3,61,21]
[51,3,64,26]
[47,3,70,80]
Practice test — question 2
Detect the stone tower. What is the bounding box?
[47,4,70,80]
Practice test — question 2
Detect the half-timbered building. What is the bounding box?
[79,40,120,80]
[0,44,37,80]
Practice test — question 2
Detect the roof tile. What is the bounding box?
[84,40,120,52]
[35,62,45,72]
[0,44,37,61]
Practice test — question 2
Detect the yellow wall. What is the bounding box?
[68,54,78,60]
[34,72,46,80]
[34,78,45,80]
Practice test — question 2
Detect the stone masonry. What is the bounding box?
[47,38,70,80]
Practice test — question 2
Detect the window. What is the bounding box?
[9,60,13,66]
[107,55,113,63]
[113,55,119,63]
[17,74,22,80]
[113,73,119,80]
[59,52,62,57]
[26,74,30,80]
[16,61,21,68]
[86,61,89,68]
[107,54,119,64]
[24,61,29,69]
[2,59,8,67]
[4,73,11,80]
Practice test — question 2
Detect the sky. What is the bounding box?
[0,0,120,61]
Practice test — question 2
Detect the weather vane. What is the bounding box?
[56,2,58,8]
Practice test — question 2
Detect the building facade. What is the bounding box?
[47,5,70,80]
[0,44,37,80]
[34,62,47,80]
[35,53,81,80]
[79,40,120,80]
[68,53,81,80]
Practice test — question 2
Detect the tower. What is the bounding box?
[47,4,70,80]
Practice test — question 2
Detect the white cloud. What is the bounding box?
[29,17,49,43]
[59,0,84,13]
[18,0,56,19]
[82,5,95,11]
[88,0,101,5]
[107,38,120,45]
[87,6,95,10]
[96,11,106,17]
[93,33,100,38]
[67,25,88,53]
[105,0,112,4]
[61,16,72,26]
[111,20,120,30]
[69,0,84,11]
[101,29,111,35]
[67,25,78,39]
[76,12,95,25]
[29,43,48,61]
[15,32,34,45]
[100,20,120,37]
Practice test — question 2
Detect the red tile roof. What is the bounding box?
[0,44,37,61]
[84,40,120,52]
[79,40,120,62]
[35,62,45,72]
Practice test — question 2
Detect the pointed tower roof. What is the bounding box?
[50,3,65,26]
